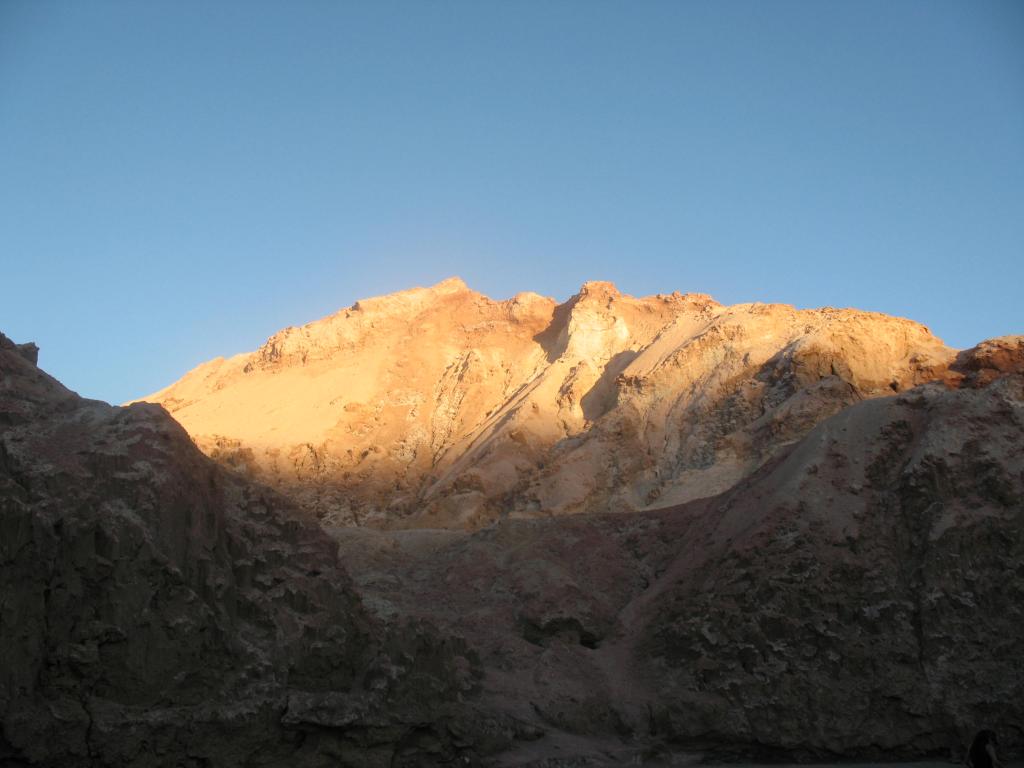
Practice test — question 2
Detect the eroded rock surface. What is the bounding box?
[6,324,1022,765]
[138,279,955,528]
[0,333,489,767]
[333,346,1024,763]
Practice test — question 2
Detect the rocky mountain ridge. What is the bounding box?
[331,335,1024,762]
[3,330,1023,765]
[139,278,956,529]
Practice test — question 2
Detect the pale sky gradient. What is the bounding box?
[2,0,1022,404]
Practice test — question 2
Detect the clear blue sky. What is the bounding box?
[2,0,1022,404]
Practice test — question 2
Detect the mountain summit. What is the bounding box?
[139,278,956,528]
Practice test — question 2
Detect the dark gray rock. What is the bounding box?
[14,341,38,365]
[0,332,488,767]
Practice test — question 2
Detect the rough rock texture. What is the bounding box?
[949,335,1024,388]
[4,328,1023,765]
[333,338,1024,764]
[138,278,955,529]
[634,366,1024,757]
[0,333,489,767]
[13,342,37,366]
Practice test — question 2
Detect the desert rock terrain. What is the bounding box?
[333,337,1024,763]
[4,300,1022,765]
[139,279,955,529]
[0,332,495,767]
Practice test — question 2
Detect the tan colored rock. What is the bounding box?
[137,279,956,528]
[334,366,1024,762]
[0,332,490,767]
[5,321,1022,763]
[948,335,1024,388]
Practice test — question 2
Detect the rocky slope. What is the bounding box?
[138,278,955,528]
[4,329,1022,765]
[0,333,495,767]
[332,336,1024,764]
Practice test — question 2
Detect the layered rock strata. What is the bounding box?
[4,330,1022,764]
[139,278,955,528]
[333,337,1024,762]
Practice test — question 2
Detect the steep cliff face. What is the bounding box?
[332,339,1024,763]
[139,278,954,529]
[0,333,487,767]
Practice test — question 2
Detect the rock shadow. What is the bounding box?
[532,296,577,364]
[580,350,639,422]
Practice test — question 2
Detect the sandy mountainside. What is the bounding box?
[3,333,1022,765]
[0,332,497,767]
[138,278,956,528]
[331,336,1024,763]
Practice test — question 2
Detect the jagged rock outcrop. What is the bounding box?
[5,327,1022,765]
[0,333,489,767]
[332,340,1024,762]
[138,278,955,529]
[13,341,37,365]
[949,335,1024,388]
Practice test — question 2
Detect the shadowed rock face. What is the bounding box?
[0,333,489,767]
[137,278,955,529]
[635,370,1024,756]
[332,342,1024,763]
[5,327,1022,766]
